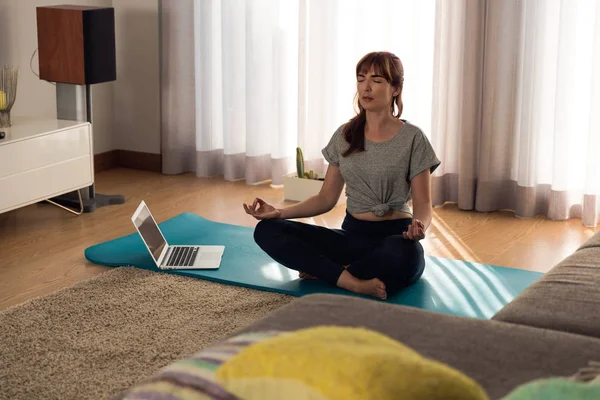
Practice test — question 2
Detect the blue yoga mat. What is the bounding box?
[85,212,542,320]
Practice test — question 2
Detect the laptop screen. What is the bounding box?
[133,205,166,262]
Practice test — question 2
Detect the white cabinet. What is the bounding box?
[0,117,94,214]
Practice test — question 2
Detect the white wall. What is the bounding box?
[0,0,115,154]
[112,0,161,155]
[0,0,162,156]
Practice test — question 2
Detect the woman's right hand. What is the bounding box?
[243,197,282,220]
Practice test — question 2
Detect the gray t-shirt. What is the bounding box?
[322,121,441,217]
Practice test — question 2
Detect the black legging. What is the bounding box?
[253,211,425,295]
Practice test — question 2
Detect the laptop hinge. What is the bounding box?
[157,245,170,267]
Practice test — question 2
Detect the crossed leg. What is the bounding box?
[253,219,388,298]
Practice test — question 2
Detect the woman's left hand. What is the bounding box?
[403,219,426,241]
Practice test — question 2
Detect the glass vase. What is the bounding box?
[0,66,19,128]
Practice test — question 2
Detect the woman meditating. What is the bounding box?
[243,51,440,300]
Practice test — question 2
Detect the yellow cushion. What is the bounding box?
[215,326,488,400]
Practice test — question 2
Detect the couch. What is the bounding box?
[118,230,600,399]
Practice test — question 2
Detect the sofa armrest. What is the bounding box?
[492,231,600,340]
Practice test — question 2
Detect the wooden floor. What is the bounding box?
[1,168,598,311]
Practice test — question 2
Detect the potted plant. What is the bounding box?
[283,147,345,204]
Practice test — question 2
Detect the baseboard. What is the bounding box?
[94,150,119,173]
[94,150,162,173]
[116,150,162,173]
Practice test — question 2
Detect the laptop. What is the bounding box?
[131,200,225,270]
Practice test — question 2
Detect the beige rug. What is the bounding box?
[0,267,293,400]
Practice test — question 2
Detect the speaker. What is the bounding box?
[36,5,116,85]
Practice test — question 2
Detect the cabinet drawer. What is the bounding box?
[0,126,91,179]
[0,156,93,214]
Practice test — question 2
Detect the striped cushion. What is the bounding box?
[115,331,282,400]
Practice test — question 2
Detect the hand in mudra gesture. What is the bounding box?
[403,219,426,241]
[243,197,281,220]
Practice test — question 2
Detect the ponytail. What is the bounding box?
[342,110,367,157]
[394,92,403,118]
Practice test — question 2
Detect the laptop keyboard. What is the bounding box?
[166,246,199,267]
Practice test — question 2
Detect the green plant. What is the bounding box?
[296,147,318,180]
[296,147,304,178]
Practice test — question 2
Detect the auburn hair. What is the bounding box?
[342,51,404,157]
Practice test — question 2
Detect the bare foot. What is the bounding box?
[337,271,387,300]
[299,272,318,280]
[354,278,387,300]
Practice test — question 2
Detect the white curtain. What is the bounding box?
[431,0,600,227]
[160,0,600,226]
[161,0,436,184]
